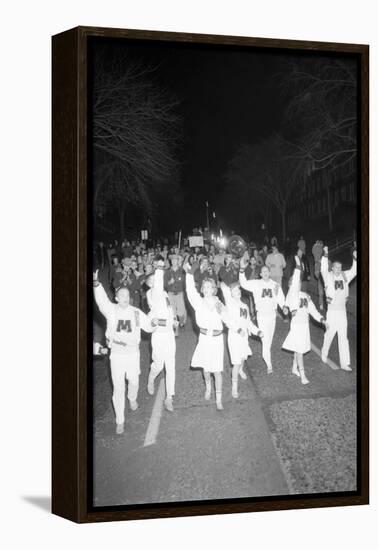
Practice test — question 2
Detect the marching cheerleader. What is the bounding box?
[184,261,230,410]
[220,282,263,398]
[93,270,154,434]
[239,256,286,373]
[145,260,178,411]
[320,246,357,371]
[283,252,327,384]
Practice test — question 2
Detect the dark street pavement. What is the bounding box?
[93,275,357,506]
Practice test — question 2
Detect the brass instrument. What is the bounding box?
[228,235,247,258]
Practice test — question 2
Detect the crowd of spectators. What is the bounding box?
[93,232,320,319]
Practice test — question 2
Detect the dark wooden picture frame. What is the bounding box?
[52,26,369,523]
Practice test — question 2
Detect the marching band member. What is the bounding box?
[283,252,327,384]
[164,254,187,334]
[146,260,178,412]
[239,256,286,373]
[184,261,230,410]
[220,282,263,398]
[194,256,218,292]
[218,253,239,287]
[321,246,357,371]
[93,270,154,435]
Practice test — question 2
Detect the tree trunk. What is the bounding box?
[264,203,271,230]
[281,203,287,243]
[118,203,126,242]
[326,184,333,231]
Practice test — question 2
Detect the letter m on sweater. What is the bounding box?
[262,288,273,298]
[117,319,131,332]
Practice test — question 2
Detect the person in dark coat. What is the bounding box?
[292,251,311,291]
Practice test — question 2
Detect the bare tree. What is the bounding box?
[280,57,357,230]
[92,50,181,239]
[225,135,308,241]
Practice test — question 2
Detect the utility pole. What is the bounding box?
[205,201,209,230]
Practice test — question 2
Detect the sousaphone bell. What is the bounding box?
[228,235,247,258]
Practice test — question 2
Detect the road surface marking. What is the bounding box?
[311,342,340,370]
[143,378,165,447]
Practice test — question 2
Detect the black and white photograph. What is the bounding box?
[90,36,359,508]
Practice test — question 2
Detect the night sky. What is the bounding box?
[90,38,347,235]
[155,44,286,230]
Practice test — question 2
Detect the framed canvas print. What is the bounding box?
[52,26,369,523]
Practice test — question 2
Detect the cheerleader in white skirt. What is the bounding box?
[220,282,263,398]
[283,252,327,384]
[184,261,231,410]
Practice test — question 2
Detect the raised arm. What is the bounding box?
[149,264,165,303]
[285,258,301,311]
[321,246,331,285]
[239,262,258,293]
[344,250,357,284]
[184,262,203,311]
[239,271,254,292]
[93,270,114,320]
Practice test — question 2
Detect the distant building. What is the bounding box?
[287,158,357,233]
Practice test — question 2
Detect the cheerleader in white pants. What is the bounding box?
[220,282,263,398]
[146,261,178,412]
[321,246,357,370]
[93,270,154,434]
[184,261,230,410]
[283,253,327,384]
[239,257,286,373]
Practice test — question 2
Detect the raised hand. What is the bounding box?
[93,269,99,282]
[191,260,200,272]
[183,262,191,274]
[353,248,357,260]
[323,245,329,255]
